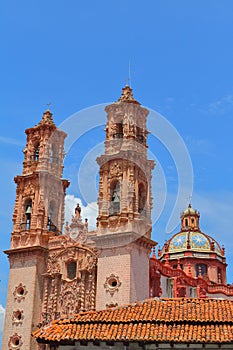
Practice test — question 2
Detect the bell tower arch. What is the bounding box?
[2,109,69,350]
[95,86,156,310]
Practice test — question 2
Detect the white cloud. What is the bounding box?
[0,136,24,146]
[208,95,233,114]
[184,136,213,156]
[0,304,5,336]
[65,194,98,231]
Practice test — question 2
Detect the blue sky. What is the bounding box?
[1,0,233,343]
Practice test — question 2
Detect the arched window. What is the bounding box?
[196,264,207,277]
[33,143,40,161]
[67,262,77,280]
[113,123,123,139]
[50,145,58,163]
[110,181,120,215]
[218,268,222,283]
[138,183,146,214]
[136,127,144,144]
[24,199,32,230]
[47,201,56,232]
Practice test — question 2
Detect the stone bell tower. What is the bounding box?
[95,86,156,310]
[2,110,69,350]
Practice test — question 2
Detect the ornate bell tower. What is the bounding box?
[2,110,69,350]
[95,86,155,310]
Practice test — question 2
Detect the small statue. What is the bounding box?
[75,203,81,219]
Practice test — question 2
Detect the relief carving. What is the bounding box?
[12,310,24,325]
[43,244,97,320]
[59,280,82,316]
[47,253,61,274]
[8,333,23,350]
[23,182,34,196]
[13,283,28,302]
[110,162,122,176]
[104,273,122,296]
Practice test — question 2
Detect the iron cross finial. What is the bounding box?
[188,194,192,206]
[126,61,131,87]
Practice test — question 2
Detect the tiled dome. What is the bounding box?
[182,204,198,216]
[160,204,224,258]
[167,231,222,255]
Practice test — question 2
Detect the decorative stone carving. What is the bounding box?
[104,273,122,296]
[118,85,140,104]
[67,204,89,243]
[110,162,122,176]
[42,242,98,320]
[23,182,34,196]
[47,253,60,274]
[66,248,75,260]
[13,283,28,302]
[8,333,23,350]
[127,180,135,193]
[87,255,98,272]
[59,280,82,316]
[12,310,24,325]
[106,302,118,309]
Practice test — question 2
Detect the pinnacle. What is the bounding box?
[39,109,55,126]
[118,85,141,105]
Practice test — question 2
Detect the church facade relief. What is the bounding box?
[42,242,97,323]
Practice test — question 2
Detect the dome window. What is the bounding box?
[196,263,207,277]
[218,268,222,283]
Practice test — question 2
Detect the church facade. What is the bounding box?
[3,86,233,350]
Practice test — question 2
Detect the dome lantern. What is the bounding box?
[180,203,200,231]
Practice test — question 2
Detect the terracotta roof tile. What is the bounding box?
[33,298,233,344]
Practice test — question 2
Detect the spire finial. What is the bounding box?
[46,102,51,110]
[118,85,140,105]
[39,107,55,125]
[188,194,192,207]
[126,61,131,87]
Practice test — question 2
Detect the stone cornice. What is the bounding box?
[93,231,156,250]
[4,245,48,257]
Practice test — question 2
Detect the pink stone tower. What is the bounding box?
[95,85,156,310]
[2,110,69,350]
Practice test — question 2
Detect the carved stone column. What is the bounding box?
[42,275,50,322]
[80,272,86,311]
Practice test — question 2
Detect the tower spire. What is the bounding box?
[118,85,140,104]
[126,61,131,87]
[39,108,55,126]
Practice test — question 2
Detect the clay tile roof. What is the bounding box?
[33,298,233,345]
